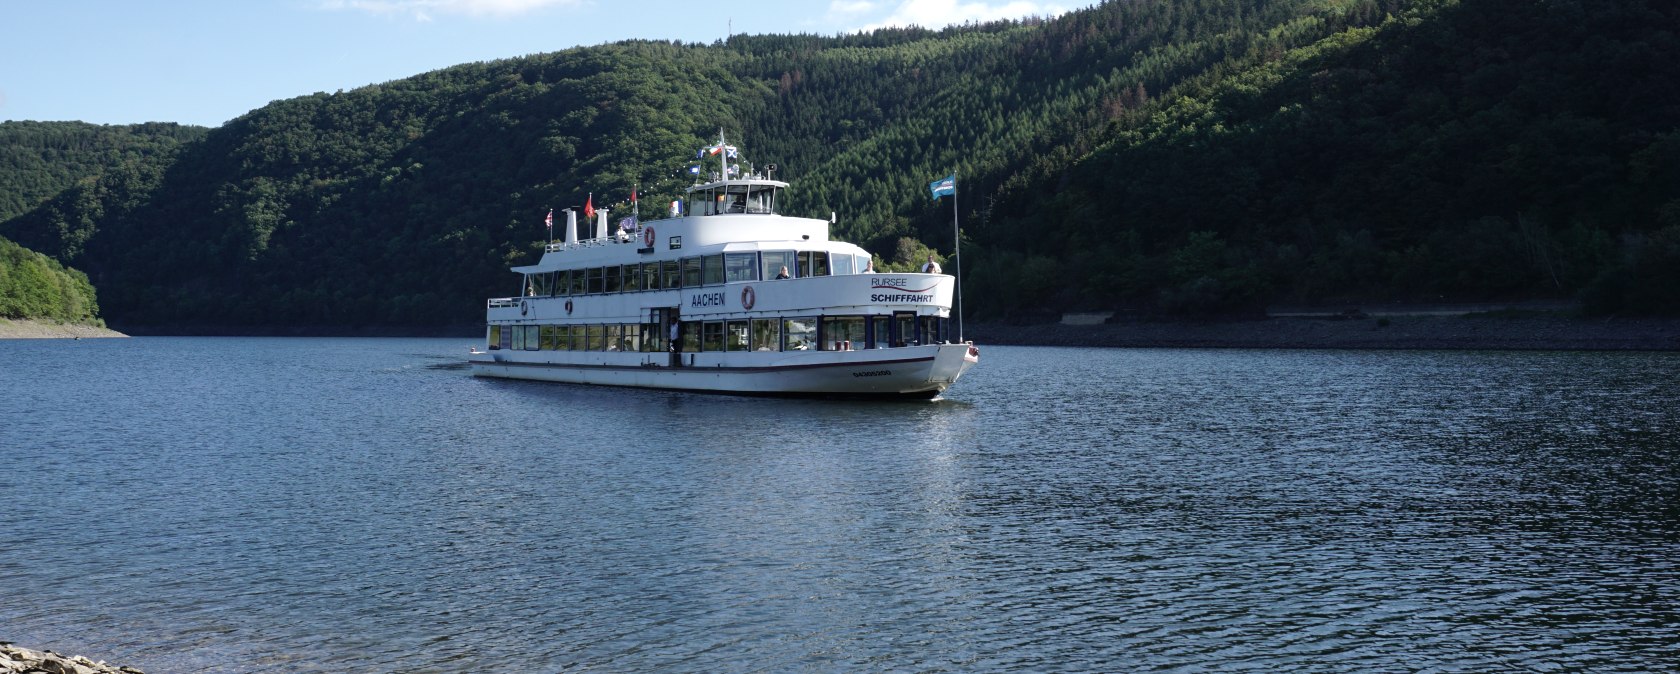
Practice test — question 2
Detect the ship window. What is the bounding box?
[553,271,569,296]
[796,251,812,278]
[641,263,660,291]
[703,254,725,285]
[526,325,542,351]
[569,270,585,295]
[894,313,916,347]
[922,316,945,344]
[784,317,816,351]
[540,325,556,350]
[623,264,641,292]
[752,319,780,351]
[725,253,757,283]
[553,325,570,351]
[813,251,830,276]
[746,186,777,214]
[702,321,725,351]
[681,321,701,352]
[762,251,793,280]
[858,254,873,274]
[623,324,643,352]
[605,324,622,351]
[584,267,602,294]
[831,253,853,276]
[823,316,865,351]
[584,324,603,351]
[488,324,501,350]
[871,316,889,348]
[681,257,702,288]
[726,320,750,351]
[663,259,681,289]
[604,266,622,293]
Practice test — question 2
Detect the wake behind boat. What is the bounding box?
[468,135,978,398]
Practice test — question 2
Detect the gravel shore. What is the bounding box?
[0,644,141,674]
[967,314,1680,351]
[0,319,127,339]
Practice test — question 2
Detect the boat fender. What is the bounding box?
[520,300,528,316]
[741,285,756,311]
[565,299,574,315]
[644,226,656,248]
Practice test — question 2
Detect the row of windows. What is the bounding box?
[489,315,948,353]
[525,250,874,297]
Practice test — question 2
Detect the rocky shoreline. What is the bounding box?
[966,313,1680,351]
[0,644,141,674]
[0,319,127,340]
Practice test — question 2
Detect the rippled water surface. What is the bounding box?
[2,338,1677,672]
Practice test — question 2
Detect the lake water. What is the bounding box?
[1,338,1677,672]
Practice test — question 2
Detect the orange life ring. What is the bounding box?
[741,285,756,310]
[644,226,656,247]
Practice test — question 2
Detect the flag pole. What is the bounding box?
[952,170,964,343]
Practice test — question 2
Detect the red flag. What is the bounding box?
[544,209,553,229]
[584,194,595,220]
[631,186,638,204]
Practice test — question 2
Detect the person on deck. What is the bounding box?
[921,255,942,274]
[776,265,791,280]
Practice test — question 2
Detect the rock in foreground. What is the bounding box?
[0,644,141,674]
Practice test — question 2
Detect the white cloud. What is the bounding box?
[317,0,581,20]
[859,0,1070,31]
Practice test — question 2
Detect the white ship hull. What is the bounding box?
[470,342,977,398]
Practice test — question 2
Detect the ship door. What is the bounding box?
[654,306,681,366]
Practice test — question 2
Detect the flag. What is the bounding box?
[631,186,638,204]
[688,165,701,175]
[725,147,738,159]
[584,194,595,220]
[929,174,956,199]
[544,209,553,230]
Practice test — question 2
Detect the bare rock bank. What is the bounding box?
[0,644,141,674]
[0,319,127,340]
[967,314,1680,351]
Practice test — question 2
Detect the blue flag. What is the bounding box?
[929,174,956,199]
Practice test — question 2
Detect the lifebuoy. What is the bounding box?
[565,299,574,315]
[644,226,656,247]
[520,300,528,316]
[741,285,756,310]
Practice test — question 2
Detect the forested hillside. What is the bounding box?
[0,236,102,325]
[0,121,207,221]
[1,0,1675,330]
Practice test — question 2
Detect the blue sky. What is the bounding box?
[2,0,1070,128]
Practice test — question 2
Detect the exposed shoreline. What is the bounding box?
[12,314,1679,351]
[0,319,127,340]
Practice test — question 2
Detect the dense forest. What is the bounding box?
[0,0,1676,331]
[0,236,102,325]
[0,121,208,222]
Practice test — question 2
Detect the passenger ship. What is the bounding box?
[468,138,979,398]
